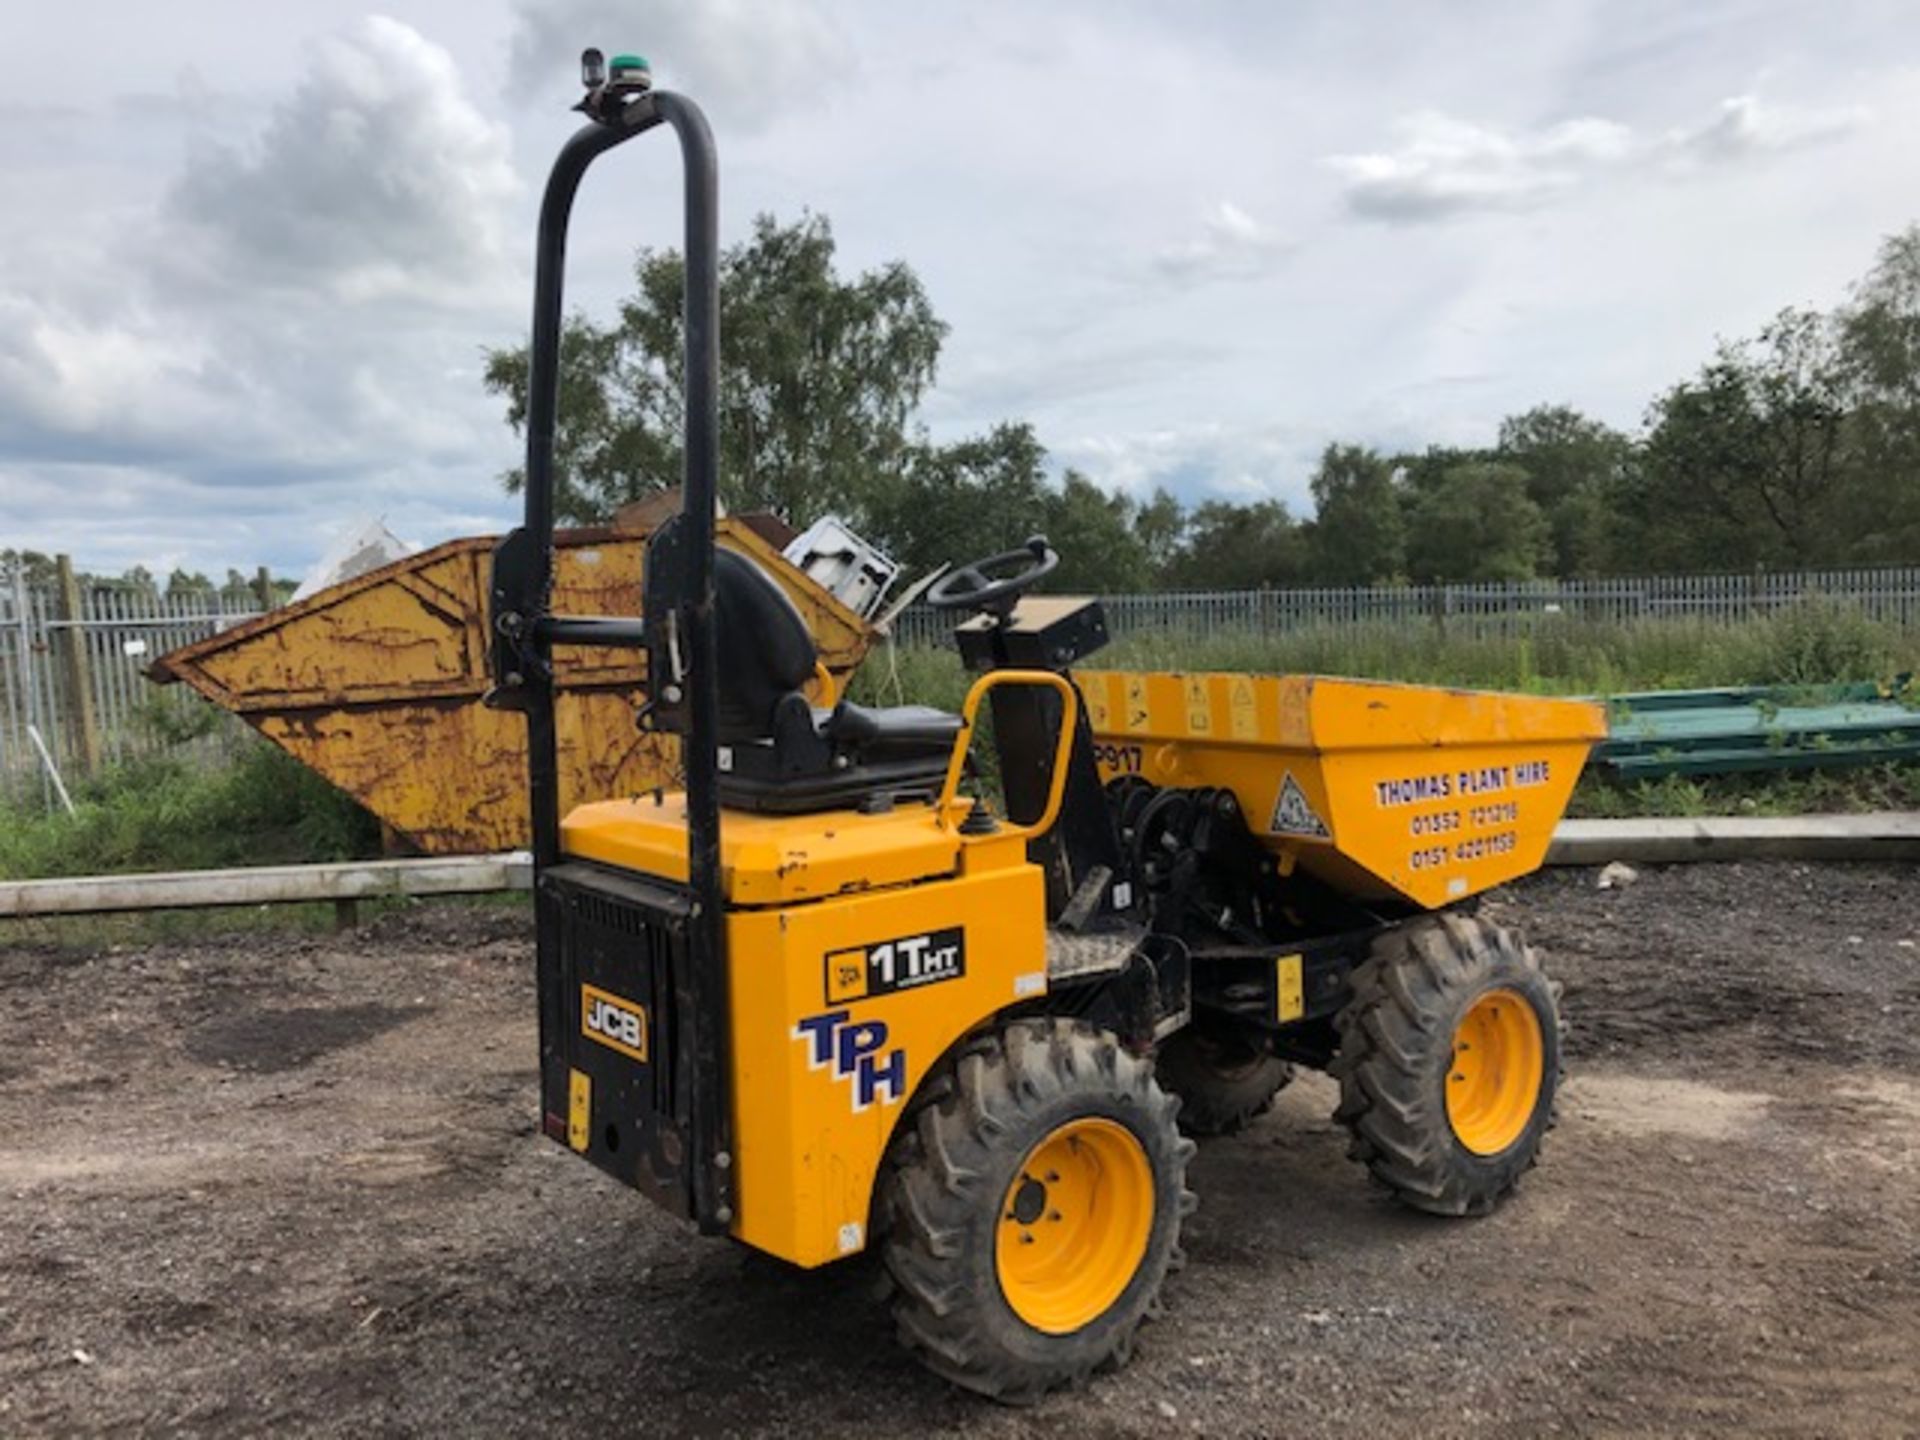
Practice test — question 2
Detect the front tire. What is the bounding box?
[880,1018,1194,1403]
[1331,914,1562,1216]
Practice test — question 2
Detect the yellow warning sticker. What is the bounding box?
[1229,675,1258,739]
[1083,675,1111,732]
[567,1068,591,1153]
[1124,674,1151,733]
[1276,954,1305,1023]
[1184,676,1212,734]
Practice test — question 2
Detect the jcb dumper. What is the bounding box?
[483,49,1605,1403]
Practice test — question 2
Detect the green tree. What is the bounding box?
[1393,444,1491,499]
[1838,225,1920,559]
[1307,444,1405,583]
[1163,500,1307,590]
[864,426,1154,592]
[0,549,57,589]
[1039,472,1154,592]
[1494,405,1633,576]
[1631,309,1850,569]
[165,569,215,598]
[1132,488,1186,580]
[865,423,1052,580]
[1405,462,1550,582]
[485,212,947,526]
[1843,225,1920,408]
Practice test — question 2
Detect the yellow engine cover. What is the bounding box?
[564,792,967,904]
[562,795,1047,1268]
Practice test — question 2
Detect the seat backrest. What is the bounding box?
[714,546,817,739]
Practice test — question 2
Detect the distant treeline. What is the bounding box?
[44,215,1920,600]
[487,214,1920,594]
[0,554,296,604]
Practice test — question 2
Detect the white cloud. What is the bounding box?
[161,16,519,305]
[1668,93,1867,163]
[504,0,849,132]
[1055,423,1321,510]
[1331,112,1637,221]
[1,3,1914,579]
[0,16,525,573]
[1153,201,1290,283]
[1332,92,1864,223]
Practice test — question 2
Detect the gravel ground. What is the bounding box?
[3,861,1917,1438]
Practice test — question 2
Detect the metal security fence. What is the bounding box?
[7,559,1920,811]
[885,568,1920,648]
[1,567,261,808]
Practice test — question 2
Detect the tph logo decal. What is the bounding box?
[825,926,965,1004]
[793,1011,906,1111]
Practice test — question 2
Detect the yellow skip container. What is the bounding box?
[152,520,872,854]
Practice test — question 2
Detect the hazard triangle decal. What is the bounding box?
[1269,772,1330,839]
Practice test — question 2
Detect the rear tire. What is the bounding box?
[879,1018,1194,1403]
[1155,1025,1294,1137]
[1331,914,1562,1216]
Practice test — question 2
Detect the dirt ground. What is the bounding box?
[3,860,1917,1438]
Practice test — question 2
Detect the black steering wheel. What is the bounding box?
[926,536,1059,615]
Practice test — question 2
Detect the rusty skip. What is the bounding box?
[152,521,874,854]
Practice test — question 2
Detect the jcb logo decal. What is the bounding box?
[581,984,648,1062]
[825,926,965,1004]
[793,1011,906,1111]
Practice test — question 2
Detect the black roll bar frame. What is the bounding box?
[487,85,733,1230]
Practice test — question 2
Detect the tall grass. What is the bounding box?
[851,602,1920,821]
[855,601,1920,711]
[4,603,1913,890]
[0,738,378,881]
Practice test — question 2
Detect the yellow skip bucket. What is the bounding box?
[1076,670,1607,909]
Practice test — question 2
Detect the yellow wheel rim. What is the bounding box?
[1445,988,1545,1156]
[994,1117,1155,1334]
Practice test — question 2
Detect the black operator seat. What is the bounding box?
[711,547,962,813]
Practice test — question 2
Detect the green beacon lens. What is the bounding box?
[609,54,651,84]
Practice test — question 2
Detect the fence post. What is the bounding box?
[11,565,36,808]
[54,555,103,778]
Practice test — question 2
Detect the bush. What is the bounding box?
[867,602,1919,699]
[0,739,379,881]
[1742,597,1903,687]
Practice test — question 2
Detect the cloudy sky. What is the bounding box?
[3,1,1917,578]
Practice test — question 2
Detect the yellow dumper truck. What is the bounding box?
[484,51,1607,1401]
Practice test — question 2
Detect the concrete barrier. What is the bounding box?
[0,853,532,918]
[1547,815,1920,866]
[3,815,1915,922]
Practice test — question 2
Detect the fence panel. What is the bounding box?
[887,567,1920,647]
[7,564,1920,810]
[0,579,261,807]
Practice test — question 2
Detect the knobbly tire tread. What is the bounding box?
[877,1018,1196,1403]
[1330,913,1564,1217]
[1153,1028,1295,1137]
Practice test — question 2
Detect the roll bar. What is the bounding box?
[486,68,732,1229]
